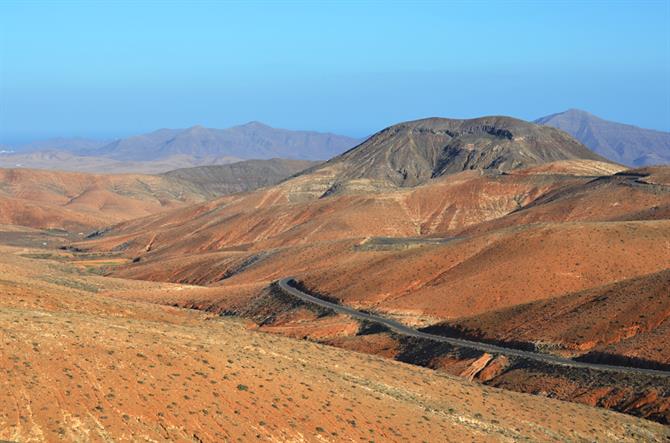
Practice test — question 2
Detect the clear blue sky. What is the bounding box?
[1,0,669,142]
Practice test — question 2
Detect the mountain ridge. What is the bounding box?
[83,122,361,162]
[0,123,360,173]
[535,109,670,166]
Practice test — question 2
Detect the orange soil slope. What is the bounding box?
[70,166,670,364]
[77,164,665,265]
[4,249,665,441]
[78,166,601,257]
[0,167,208,231]
[105,220,670,323]
[450,269,670,363]
[461,166,670,236]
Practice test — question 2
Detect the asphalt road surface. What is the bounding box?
[277,277,670,378]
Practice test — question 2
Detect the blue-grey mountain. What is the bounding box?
[84,122,360,162]
[535,109,670,166]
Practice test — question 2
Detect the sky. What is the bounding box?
[1,0,669,143]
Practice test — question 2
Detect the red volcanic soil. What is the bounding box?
[224,282,670,425]
[77,167,599,258]
[76,163,666,267]
[5,248,665,441]
[332,220,670,319]
[4,107,670,443]
[461,166,670,236]
[107,219,670,322]
[56,162,670,428]
[0,167,208,231]
[450,269,670,363]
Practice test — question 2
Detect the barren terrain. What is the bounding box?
[0,159,314,231]
[3,116,669,437]
[67,160,670,425]
[4,248,664,441]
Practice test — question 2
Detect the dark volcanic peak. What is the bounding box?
[535,109,670,167]
[314,116,605,188]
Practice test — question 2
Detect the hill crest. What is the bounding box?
[292,116,607,195]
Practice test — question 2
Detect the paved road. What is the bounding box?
[277,277,670,378]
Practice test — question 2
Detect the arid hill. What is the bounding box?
[4,247,662,441]
[0,159,314,231]
[448,269,670,365]
[74,168,591,255]
[106,219,670,320]
[460,166,670,236]
[77,164,668,331]
[293,116,607,195]
[0,168,206,231]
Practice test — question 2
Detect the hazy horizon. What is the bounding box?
[1,1,669,143]
[2,107,669,148]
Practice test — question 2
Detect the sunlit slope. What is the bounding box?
[3,249,664,441]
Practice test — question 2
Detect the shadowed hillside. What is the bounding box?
[448,269,670,365]
[161,158,318,198]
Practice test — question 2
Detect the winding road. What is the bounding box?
[277,277,670,378]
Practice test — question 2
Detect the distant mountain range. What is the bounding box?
[83,122,360,162]
[535,109,670,166]
[12,137,109,153]
[3,112,668,174]
[0,122,361,173]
